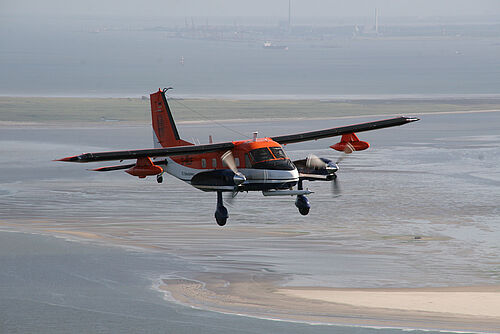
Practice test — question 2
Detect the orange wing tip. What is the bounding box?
[89,167,106,171]
[54,155,80,162]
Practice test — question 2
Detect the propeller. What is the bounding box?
[222,150,247,205]
[305,153,342,197]
[335,143,355,164]
[306,154,327,169]
[332,175,341,197]
[330,143,358,196]
[222,150,246,192]
[225,188,240,206]
[222,150,238,174]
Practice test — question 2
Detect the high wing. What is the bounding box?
[57,142,235,163]
[57,116,418,164]
[271,116,419,145]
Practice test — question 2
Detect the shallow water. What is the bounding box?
[0,112,499,332]
[4,231,418,334]
[1,23,500,97]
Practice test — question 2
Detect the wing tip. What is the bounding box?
[54,155,83,162]
[404,116,420,123]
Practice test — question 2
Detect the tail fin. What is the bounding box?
[150,88,193,148]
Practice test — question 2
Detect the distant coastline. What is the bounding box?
[2,95,500,124]
[4,93,500,100]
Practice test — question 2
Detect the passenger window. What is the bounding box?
[245,154,252,168]
[201,159,206,168]
[212,158,217,168]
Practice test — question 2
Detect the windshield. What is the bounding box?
[249,148,274,162]
[253,159,295,171]
[269,147,287,159]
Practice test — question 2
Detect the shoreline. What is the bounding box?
[159,274,500,333]
[3,95,500,125]
[1,108,499,128]
[9,226,500,333]
[4,227,500,333]
[4,93,500,100]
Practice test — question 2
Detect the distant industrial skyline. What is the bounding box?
[2,0,499,19]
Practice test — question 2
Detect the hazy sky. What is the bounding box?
[2,0,500,18]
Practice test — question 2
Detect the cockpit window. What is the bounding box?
[248,147,294,170]
[249,148,274,162]
[269,147,287,159]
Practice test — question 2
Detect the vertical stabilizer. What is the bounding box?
[150,89,193,148]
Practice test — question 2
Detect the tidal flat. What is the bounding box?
[2,96,500,124]
[0,99,499,333]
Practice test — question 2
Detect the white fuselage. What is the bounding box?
[164,157,299,191]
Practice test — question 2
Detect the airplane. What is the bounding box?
[57,88,419,226]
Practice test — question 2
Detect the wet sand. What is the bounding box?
[160,275,500,333]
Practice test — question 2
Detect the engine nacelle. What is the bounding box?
[293,157,338,178]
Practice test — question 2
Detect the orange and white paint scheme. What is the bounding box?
[58,88,418,226]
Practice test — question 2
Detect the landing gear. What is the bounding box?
[215,191,228,226]
[295,195,310,215]
[156,174,163,183]
[295,180,311,215]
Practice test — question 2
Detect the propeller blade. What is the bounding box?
[222,150,238,174]
[332,176,341,197]
[225,190,238,206]
[336,153,347,164]
[336,143,356,164]
[222,150,246,187]
[343,142,355,154]
[306,154,327,169]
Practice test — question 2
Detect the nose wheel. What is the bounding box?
[215,191,228,226]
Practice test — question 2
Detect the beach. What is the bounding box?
[161,276,500,332]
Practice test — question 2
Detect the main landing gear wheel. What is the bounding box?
[156,174,163,183]
[295,180,311,216]
[215,191,229,226]
[295,195,310,216]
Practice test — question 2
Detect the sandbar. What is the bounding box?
[160,274,500,333]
